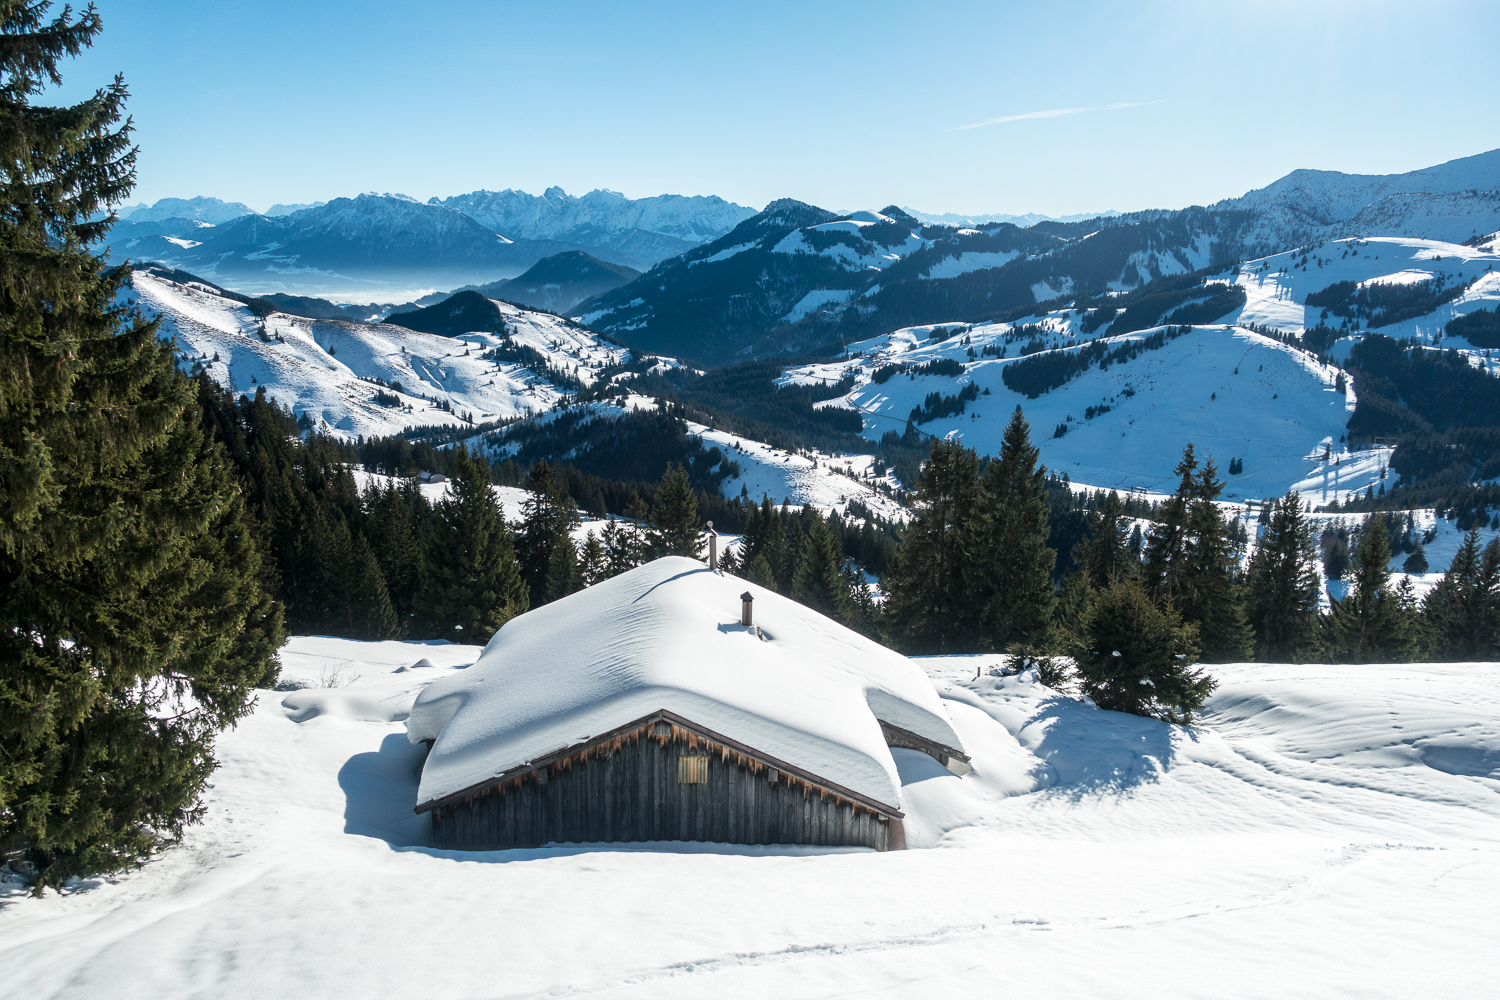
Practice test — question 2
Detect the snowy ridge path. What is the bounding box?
[3,636,1497,998]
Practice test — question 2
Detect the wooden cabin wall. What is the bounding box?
[430,731,892,852]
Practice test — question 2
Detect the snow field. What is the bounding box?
[1231,235,1500,344]
[815,320,1364,500]
[3,636,1497,998]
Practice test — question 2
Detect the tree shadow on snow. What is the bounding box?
[1016,692,1201,802]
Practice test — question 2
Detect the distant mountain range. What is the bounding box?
[901,207,1121,228]
[108,149,1500,363]
[576,149,1500,364]
[433,187,754,272]
[104,187,756,296]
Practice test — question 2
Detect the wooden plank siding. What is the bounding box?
[425,714,901,852]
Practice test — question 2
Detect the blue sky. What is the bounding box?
[57,0,1500,216]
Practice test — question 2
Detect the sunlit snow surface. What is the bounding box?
[783,234,1500,504]
[3,633,1497,998]
[130,270,627,439]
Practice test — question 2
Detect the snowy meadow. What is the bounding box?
[3,637,1496,999]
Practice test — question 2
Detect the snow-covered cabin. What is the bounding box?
[406,556,968,851]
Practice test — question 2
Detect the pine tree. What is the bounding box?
[579,530,607,586]
[1324,514,1412,662]
[1141,445,1198,601]
[746,553,777,589]
[1176,460,1252,661]
[517,460,577,601]
[545,532,584,601]
[600,514,643,579]
[649,463,700,558]
[1075,490,1132,589]
[414,445,527,640]
[882,439,986,653]
[791,513,852,622]
[344,532,399,640]
[1423,529,1500,660]
[1069,578,1211,723]
[1,4,282,889]
[981,409,1055,649]
[741,495,792,592]
[363,478,428,631]
[1245,491,1320,661]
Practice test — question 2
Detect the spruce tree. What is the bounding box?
[600,514,643,579]
[1423,529,1500,660]
[649,463,701,558]
[545,532,583,601]
[363,478,427,632]
[1177,460,1252,661]
[746,553,777,589]
[791,512,852,622]
[414,444,527,641]
[743,495,792,591]
[1141,445,1198,601]
[517,460,577,601]
[344,533,399,640]
[1069,578,1211,723]
[1,3,282,889]
[1075,490,1132,589]
[981,409,1055,649]
[882,439,986,653]
[579,530,607,586]
[1324,514,1411,662]
[1245,491,1320,661]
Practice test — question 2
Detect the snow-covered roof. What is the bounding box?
[407,557,963,811]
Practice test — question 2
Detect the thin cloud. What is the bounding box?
[951,101,1158,131]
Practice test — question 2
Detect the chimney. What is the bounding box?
[706,520,717,571]
[740,591,754,627]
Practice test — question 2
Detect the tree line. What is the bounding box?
[873,414,1500,724]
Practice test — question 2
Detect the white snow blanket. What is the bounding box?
[4,640,1500,997]
[407,557,962,810]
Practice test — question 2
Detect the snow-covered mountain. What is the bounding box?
[434,186,756,267]
[111,194,594,298]
[902,207,1121,228]
[115,195,255,225]
[576,203,1065,363]
[1218,147,1500,249]
[771,232,1500,503]
[130,268,627,439]
[265,201,327,216]
[131,265,908,518]
[107,188,757,297]
[580,150,1500,364]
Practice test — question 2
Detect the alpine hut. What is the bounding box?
[406,556,968,852]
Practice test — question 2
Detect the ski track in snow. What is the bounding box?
[3,637,1498,999]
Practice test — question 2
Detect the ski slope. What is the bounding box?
[3,634,1496,998]
[131,271,628,439]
